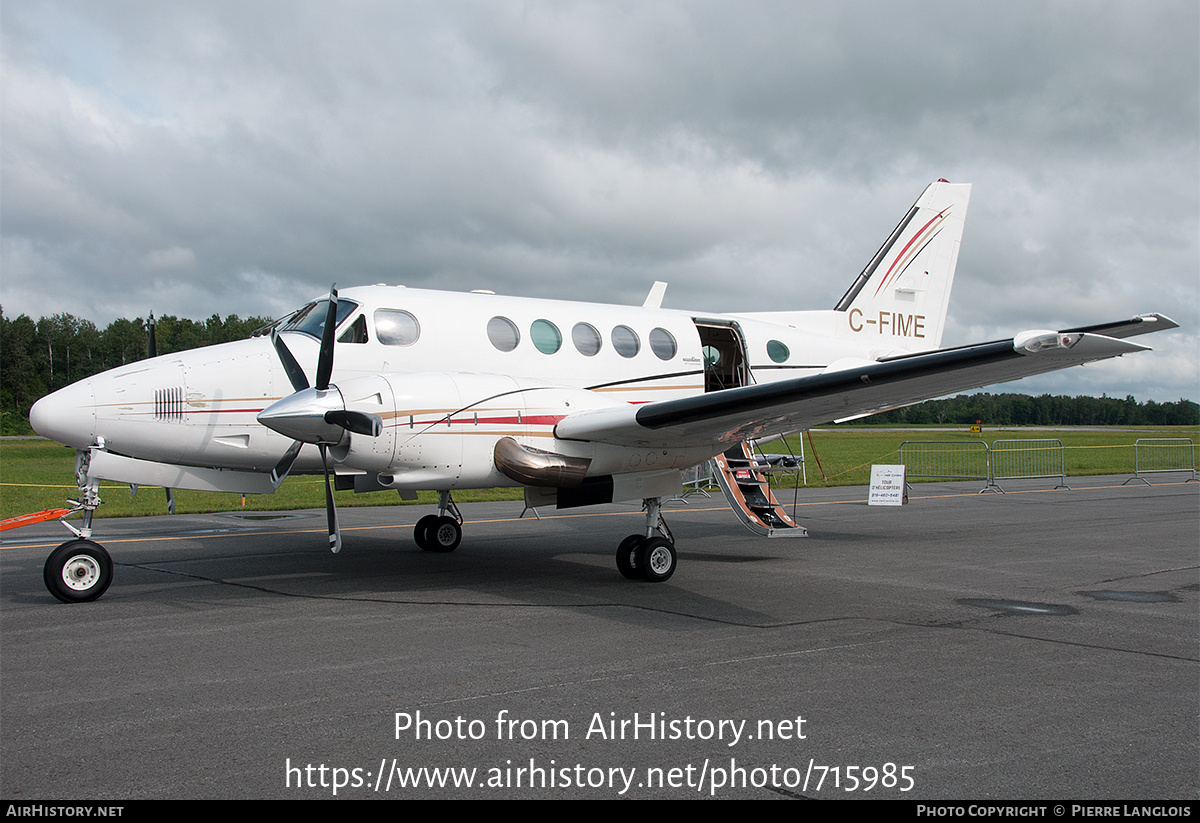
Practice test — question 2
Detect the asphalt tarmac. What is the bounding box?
[2,476,1196,800]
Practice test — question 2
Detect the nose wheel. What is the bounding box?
[44,539,113,603]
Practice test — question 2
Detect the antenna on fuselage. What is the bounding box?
[147,313,157,359]
[643,281,668,309]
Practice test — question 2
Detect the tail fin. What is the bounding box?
[836,180,971,350]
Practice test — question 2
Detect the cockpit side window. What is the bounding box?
[338,314,369,344]
[280,298,359,340]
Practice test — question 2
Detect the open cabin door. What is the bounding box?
[693,320,749,393]
[691,319,807,538]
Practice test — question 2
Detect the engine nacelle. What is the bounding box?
[324,375,399,471]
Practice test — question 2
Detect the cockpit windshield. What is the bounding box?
[279,298,359,340]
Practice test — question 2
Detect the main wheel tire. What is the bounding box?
[414,515,439,550]
[44,539,113,603]
[635,537,676,583]
[426,516,462,552]
[615,534,644,579]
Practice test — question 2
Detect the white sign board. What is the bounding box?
[868,464,907,506]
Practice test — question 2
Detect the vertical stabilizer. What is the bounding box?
[835,180,970,351]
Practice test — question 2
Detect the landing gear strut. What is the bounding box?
[614,497,677,583]
[414,491,463,552]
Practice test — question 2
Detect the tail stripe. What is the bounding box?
[872,206,952,297]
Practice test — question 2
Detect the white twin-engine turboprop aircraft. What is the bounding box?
[29,180,1176,602]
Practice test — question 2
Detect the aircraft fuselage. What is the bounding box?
[32,285,901,491]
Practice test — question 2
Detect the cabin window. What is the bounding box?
[767,340,790,363]
[649,328,676,360]
[531,319,562,354]
[611,325,640,358]
[375,310,420,346]
[487,316,520,352]
[702,345,721,367]
[571,323,602,356]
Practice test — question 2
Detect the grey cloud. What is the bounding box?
[1,0,1195,400]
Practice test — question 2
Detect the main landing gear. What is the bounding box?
[414,490,463,552]
[614,497,677,583]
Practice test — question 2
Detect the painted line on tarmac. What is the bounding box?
[1,479,1193,551]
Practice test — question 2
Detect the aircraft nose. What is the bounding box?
[29,380,97,449]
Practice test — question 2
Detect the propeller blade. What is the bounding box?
[319,444,341,553]
[270,441,304,487]
[271,329,310,392]
[315,283,338,392]
[324,409,383,437]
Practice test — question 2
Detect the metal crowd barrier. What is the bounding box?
[899,441,990,492]
[899,438,1070,493]
[676,462,715,500]
[987,439,1069,492]
[1123,438,1198,485]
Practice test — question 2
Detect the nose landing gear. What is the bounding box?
[34,447,113,603]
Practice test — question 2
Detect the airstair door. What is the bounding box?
[689,320,807,537]
[693,320,749,393]
[711,443,808,538]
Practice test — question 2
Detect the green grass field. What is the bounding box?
[2,425,1196,521]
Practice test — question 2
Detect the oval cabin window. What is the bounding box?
[572,323,602,356]
[487,316,520,352]
[375,310,420,346]
[649,328,676,360]
[611,325,640,358]
[531,319,562,354]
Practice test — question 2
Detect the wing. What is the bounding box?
[555,323,1168,449]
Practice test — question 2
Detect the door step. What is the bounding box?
[711,443,808,537]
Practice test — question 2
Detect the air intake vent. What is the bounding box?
[154,387,184,421]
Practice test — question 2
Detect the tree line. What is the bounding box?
[2,307,1196,434]
[868,392,1198,427]
[1,307,273,433]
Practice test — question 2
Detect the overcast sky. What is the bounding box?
[2,1,1196,401]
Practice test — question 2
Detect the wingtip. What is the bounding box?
[1136,312,1179,331]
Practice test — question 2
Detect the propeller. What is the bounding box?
[257,284,383,553]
